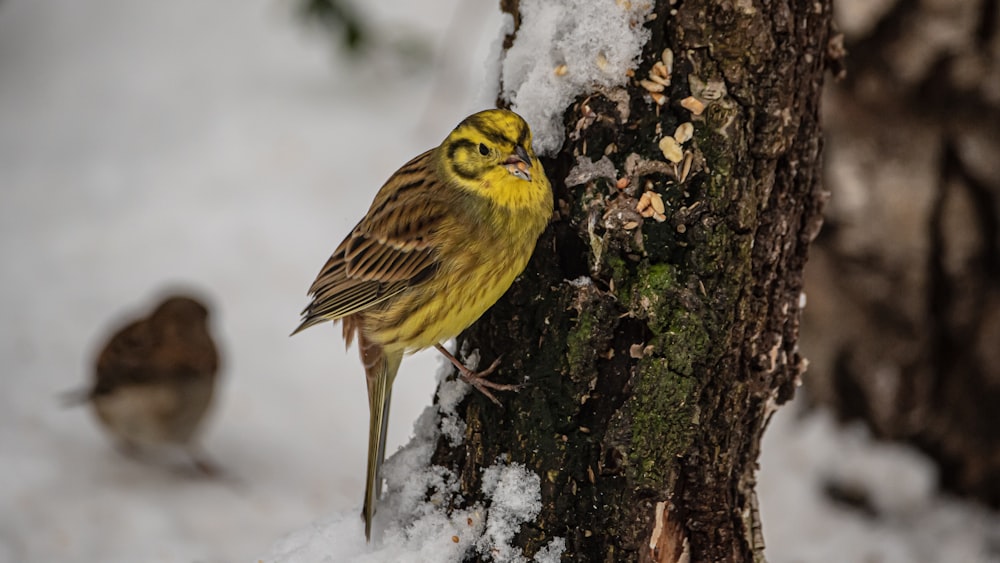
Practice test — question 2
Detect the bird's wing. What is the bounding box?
[294,151,449,332]
[92,320,156,395]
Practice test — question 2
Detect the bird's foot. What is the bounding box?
[434,344,522,406]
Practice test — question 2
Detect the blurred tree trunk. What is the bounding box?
[801,0,1000,506]
[432,0,832,561]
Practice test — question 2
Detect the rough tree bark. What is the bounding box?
[432,1,833,561]
[801,0,1000,507]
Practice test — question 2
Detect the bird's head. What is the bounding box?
[439,109,548,208]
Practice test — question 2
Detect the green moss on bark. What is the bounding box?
[627,356,697,487]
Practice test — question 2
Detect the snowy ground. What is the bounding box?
[0,1,997,562]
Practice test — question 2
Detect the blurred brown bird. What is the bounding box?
[66,294,221,473]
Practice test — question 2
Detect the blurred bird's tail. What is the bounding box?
[58,387,92,407]
[359,334,402,543]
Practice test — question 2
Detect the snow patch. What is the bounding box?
[759,405,1000,563]
[436,343,472,447]
[477,461,544,562]
[499,0,652,154]
[264,363,563,563]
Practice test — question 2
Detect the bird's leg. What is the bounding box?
[187,446,223,477]
[183,446,250,490]
[114,440,144,462]
[434,344,521,406]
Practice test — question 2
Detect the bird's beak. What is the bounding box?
[503,145,533,181]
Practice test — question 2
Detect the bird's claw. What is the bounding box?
[457,357,523,405]
[434,345,522,405]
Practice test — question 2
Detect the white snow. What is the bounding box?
[435,369,471,448]
[1,1,998,562]
[263,379,475,563]
[499,0,653,155]
[265,373,562,563]
[476,461,544,563]
[759,403,1000,563]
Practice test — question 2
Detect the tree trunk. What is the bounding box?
[801,0,1000,507]
[432,1,833,560]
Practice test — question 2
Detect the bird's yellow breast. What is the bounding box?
[365,196,547,353]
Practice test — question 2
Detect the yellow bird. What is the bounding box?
[293,109,553,540]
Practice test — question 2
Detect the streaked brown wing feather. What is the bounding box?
[93,320,155,395]
[295,150,450,332]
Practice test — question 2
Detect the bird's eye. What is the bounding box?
[478,143,489,156]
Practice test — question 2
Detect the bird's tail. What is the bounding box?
[359,334,402,542]
[59,387,93,407]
